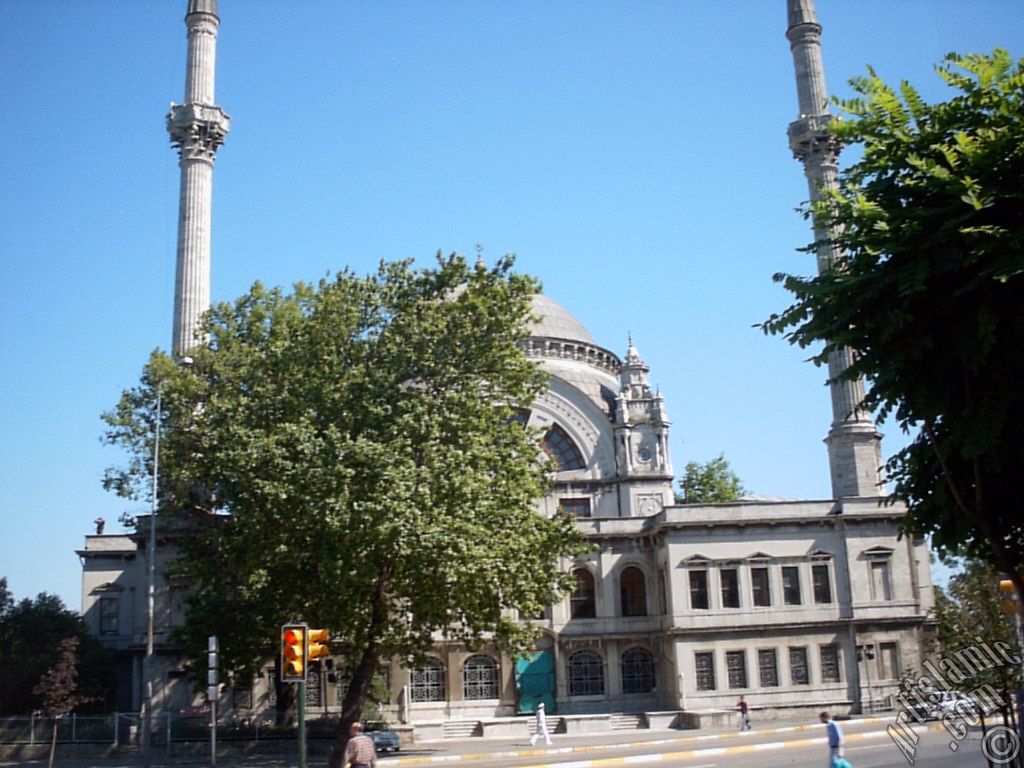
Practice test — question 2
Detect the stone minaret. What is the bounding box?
[167,0,229,353]
[786,0,883,498]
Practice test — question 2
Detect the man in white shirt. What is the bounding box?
[529,701,552,746]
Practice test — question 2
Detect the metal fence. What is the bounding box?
[0,712,339,747]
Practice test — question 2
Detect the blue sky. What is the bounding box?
[1,1,1021,608]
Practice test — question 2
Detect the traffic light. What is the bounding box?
[308,628,330,662]
[999,579,1018,615]
[281,623,307,682]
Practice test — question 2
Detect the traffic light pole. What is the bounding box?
[297,681,307,768]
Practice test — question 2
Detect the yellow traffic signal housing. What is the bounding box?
[999,579,1018,614]
[281,624,307,682]
[308,628,330,662]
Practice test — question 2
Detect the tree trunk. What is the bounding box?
[273,655,298,728]
[328,567,392,768]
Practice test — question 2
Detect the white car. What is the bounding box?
[931,691,981,718]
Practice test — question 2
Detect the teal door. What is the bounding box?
[515,651,555,714]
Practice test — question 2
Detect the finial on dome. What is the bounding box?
[474,243,486,272]
[626,333,642,363]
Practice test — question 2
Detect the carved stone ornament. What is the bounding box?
[167,103,230,163]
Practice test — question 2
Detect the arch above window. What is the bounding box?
[410,659,445,702]
[543,424,585,471]
[462,654,499,700]
[621,648,656,693]
[568,651,605,696]
[620,566,647,617]
[570,568,596,619]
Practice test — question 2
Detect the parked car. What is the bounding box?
[364,721,401,753]
[931,691,981,718]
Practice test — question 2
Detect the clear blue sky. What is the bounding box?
[1,1,1020,609]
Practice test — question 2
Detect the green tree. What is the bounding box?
[763,50,1024,608]
[676,454,745,504]
[0,582,113,715]
[33,638,97,768]
[102,255,586,761]
[928,561,1020,728]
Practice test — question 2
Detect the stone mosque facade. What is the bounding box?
[79,0,935,731]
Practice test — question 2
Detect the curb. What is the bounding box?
[378,716,893,766]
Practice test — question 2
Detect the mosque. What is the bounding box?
[79,0,935,731]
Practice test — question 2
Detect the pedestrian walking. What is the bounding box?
[529,701,553,746]
[820,711,851,768]
[342,722,377,768]
[736,694,751,731]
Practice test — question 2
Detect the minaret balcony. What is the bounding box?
[167,102,230,157]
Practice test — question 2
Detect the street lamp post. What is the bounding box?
[141,356,191,768]
[141,388,162,768]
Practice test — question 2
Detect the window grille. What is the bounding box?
[410,660,446,702]
[820,644,841,683]
[462,655,499,700]
[568,651,604,696]
[306,668,322,706]
[789,647,810,685]
[695,652,716,691]
[621,648,655,693]
[758,649,779,687]
[543,424,585,471]
[726,651,748,689]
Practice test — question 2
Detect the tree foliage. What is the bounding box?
[676,455,745,504]
[0,579,113,715]
[763,50,1024,602]
[102,255,587,755]
[34,638,97,768]
[930,561,1020,713]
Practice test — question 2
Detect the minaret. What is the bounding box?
[785,0,883,498]
[167,0,229,353]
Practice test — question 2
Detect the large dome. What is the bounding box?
[529,294,597,344]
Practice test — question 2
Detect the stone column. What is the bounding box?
[786,0,883,498]
[168,1,229,354]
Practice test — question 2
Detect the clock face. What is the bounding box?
[638,446,652,463]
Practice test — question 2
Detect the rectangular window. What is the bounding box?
[871,561,892,601]
[820,644,841,683]
[878,642,899,679]
[789,647,810,685]
[99,597,118,635]
[720,568,740,608]
[726,651,747,689]
[658,569,668,615]
[751,567,771,607]
[812,565,832,604]
[758,649,779,687]
[782,566,802,605]
[559,498,591,518]
[689,570,709,610]
[695,652,716,691]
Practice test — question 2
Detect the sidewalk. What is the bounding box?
[377,714,895,766]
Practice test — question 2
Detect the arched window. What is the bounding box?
[462,655,499,700]
[543,424,585,471]
[620,566,647,617]
[570,569,596,619]
[621,648,656,694]
[410,659,445,702]
[568,651,605,696]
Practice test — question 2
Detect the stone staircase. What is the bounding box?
[442,720,482,739]
[610,713,645,730]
